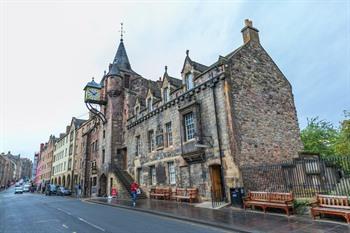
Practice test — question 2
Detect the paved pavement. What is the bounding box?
[0,187,229,233]
[87,197,350,233]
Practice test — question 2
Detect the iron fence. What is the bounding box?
[241,155,350,198]
[211,187,226,208]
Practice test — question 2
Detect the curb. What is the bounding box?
[85,199,254,233]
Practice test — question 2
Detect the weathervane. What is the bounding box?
[119,22,125,41]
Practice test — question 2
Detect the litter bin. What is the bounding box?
[230,187,245,208]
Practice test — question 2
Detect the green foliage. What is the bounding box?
[334,111,350,156]
[301,111,350,157]
[301,117,339,156]
[293,198,312,215]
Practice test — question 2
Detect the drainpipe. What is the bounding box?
[211,77,227,201]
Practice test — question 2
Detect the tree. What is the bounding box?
[334,111,350,156]
[301,117,339,156]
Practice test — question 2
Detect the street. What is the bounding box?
[0,187,227,233]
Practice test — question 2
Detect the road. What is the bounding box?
[0,187,227,233]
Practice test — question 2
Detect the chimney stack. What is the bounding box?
[241,19,259,44]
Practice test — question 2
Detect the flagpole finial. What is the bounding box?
[119,22,125,41]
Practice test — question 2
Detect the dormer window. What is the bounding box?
[147,97,153,111]
[163,87,169,103]
[185,73,194,90]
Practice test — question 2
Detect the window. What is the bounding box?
[165,122,173,147]
[163,87,168,102]
[184,112,195,141]
[137,168,142,184]
[124,75,130,88]
[93,177,97,186]
[156,126,163,148]
[148,130,155,152]
[185,73,194,90]
[150,166,156,185]
[136,136,141,156]
[102,149,105,163]
[68,159,72,171]
[168,162,176,185]
[147,97,152,111]
[69,144,73,155]
[103,130,105,139]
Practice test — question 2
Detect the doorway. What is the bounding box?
[210,165,223,201]
[99,174,107,197]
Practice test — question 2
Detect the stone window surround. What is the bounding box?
[179,101,202,144]
[127,70,225,129]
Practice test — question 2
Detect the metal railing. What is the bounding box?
[211,187,225,208]
[241,155,350,198]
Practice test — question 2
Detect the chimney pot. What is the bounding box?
[241,19,259,44]
[244,19,253,27]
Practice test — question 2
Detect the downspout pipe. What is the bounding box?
[212,78,227,201]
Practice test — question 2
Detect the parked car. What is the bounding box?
[14,185,23,194]
[45,184,57,196]
[23,184,31,192]
[57,186,72,196]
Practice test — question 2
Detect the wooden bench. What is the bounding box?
[149,187,171,200]
[311,194,350,223]
[243,191,294,215]
[174,188,198,203]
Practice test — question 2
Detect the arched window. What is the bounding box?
[185,73,194,90]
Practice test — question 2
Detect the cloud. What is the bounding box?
[1,1,349,160]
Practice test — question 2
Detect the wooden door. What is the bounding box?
[210,165,223,201]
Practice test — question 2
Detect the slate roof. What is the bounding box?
[84,78,101,90]
[148,80,161,99]
[107,39,132,76]
[74,118,87,128]
[167,76,182,88]
[190,60,208,72]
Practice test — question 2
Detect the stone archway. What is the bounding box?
[51,178,54,184]
[54,177,57,185]
[58,177,61,186]
[99,174,107,197]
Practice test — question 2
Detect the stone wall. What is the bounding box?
[226,41,303,167]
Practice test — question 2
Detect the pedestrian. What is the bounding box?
[78,184,82,199]
[130,181,139,207]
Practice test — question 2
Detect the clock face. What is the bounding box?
[85,88,100,102]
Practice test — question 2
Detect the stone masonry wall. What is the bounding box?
[227,41,303,167]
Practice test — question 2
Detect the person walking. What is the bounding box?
[77,184,82,199]
[130,181,139,207]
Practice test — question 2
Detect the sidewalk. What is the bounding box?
[86,198,349,233]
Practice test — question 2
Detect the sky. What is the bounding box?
[0,0,349,161]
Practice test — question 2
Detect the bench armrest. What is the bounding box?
[243,197,250,202]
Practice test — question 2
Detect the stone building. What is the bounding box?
[51,118,85,189]
[88,19,302,200]
[36,135,56,188]
[0,154,15,188]
[20,158,32,180]
[73,116,100,197]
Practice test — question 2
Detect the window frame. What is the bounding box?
[165,122,173,147]
[184,112,195,141]
[168,162,176,185]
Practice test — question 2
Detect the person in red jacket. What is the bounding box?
[130,181,139,207]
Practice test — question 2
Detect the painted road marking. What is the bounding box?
[62,224,68,229]
[56,207,72,215]
[78,217,105,232]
